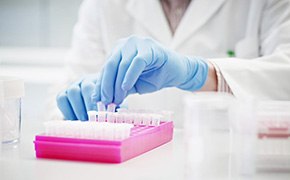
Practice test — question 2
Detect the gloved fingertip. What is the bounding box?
[104,100,113,106]
[113,99,123,106]
[121,82,130,91]
[101,91,113,106]
[91,94,98,102]
[91,95,97,102]
[100,95,111,105]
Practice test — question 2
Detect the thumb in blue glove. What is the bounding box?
[93,35,209,105]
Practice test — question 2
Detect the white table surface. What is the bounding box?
[1,118,290,180]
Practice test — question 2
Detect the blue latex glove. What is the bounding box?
[95,36,208,105]
[56,74,101,120]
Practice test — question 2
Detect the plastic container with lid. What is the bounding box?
[183,93,290,179]
[256,101,290,170]
[0,76,24,144]
[230,100,290,179]
[183,92,236,180]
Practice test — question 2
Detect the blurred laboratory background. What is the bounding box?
[0,0,82,121]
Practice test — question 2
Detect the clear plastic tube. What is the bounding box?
[97,102,106,112]
[87,111,97,122]
[107,103,116,112]
[97,111,106,122]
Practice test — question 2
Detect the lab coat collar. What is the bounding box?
[126,0,172,45]
[172,0,226,49]
[126,0,226,48]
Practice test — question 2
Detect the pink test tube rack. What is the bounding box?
[34,121,173,163]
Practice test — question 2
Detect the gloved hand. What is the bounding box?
[95,36,209,105]
[56,74,101,120]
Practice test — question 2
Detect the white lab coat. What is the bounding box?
[64,0,290,127]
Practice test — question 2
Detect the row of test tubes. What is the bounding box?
[44,120,133,140]
[87,102,173,126]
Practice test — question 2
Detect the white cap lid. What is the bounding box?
[0,76,25,99]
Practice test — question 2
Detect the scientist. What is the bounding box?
[56,0,290,123]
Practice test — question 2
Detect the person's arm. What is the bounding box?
[210,0,290,99]
[91,36,209,105]
[199,62,217,92]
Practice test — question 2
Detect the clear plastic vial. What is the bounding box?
[256,101,290,171]
[183,92,236,180]
[0,76,24,144]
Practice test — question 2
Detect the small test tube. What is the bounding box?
[107,103,117,112]
[97,101,106,112]
[133,113,141,125]
[123,113,132,124]
[141,114,151,126]
[151,114,161,126]
[116,113,124,123]
[107,112,116,123]
[98,111,107,122]
[87,111,97,122]
[140,114,146,126]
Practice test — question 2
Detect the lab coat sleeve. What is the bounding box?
[210,0,290,100]
[211,62,233,93]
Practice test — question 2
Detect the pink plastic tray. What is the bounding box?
[34,121,173,163]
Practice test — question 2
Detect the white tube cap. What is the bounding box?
[0,76,25,99]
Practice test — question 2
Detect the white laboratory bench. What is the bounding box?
[1,116,290,180]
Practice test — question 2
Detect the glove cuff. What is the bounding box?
[177,57,209,91]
